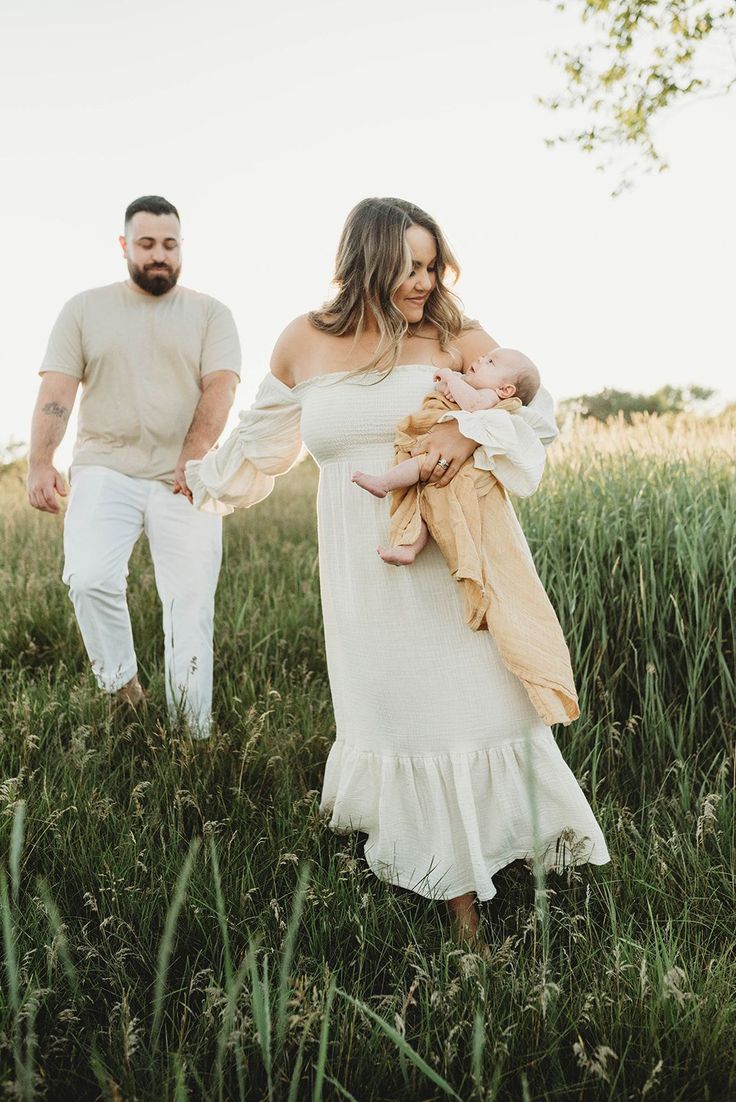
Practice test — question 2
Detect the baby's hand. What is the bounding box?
[433,368,453,396]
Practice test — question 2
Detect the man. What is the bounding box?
[27,195,240,738]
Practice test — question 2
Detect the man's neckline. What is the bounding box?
[122,279,179,299]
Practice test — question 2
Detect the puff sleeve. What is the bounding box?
[185,373,303,516]
[438,384,559,497]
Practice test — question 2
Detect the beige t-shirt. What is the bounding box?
[40,281,241,483]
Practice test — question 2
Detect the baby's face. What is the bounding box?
[465,348,520,393]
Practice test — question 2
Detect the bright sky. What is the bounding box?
[2,0,734,467]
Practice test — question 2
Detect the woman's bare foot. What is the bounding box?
[352,471,390,498]
[447,892,492,959]
[378,544,417,566]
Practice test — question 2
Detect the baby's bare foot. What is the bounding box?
[352,471,390,498]
[378,545,417,567]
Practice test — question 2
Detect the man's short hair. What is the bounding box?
[124,195,180,229]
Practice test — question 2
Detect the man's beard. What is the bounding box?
[128,260,181,296]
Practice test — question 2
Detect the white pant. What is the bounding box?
[62,465,223,737]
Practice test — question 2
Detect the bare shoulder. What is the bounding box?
[270,314,318,388]
[450,325,500,370]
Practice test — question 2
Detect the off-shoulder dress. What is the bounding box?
[187,365,610,901]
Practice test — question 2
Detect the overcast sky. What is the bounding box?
[2,0,734,466]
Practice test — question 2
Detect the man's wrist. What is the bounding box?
[28,456,54,471]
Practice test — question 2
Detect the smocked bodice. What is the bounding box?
[297,364,435,465]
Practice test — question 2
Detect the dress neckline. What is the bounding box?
[288,362,436,392]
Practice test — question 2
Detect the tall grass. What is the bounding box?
[0,411,733,1100]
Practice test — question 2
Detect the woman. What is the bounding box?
[186,197,610,953]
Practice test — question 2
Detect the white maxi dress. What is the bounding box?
[187,364,611,901]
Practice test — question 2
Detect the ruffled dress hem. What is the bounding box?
[319,738,611,902]
[357,836,611,903]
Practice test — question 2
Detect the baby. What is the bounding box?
[352,346,541,565]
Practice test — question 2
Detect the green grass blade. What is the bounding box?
[1,869,18,1012]
[313,975,336,1102]
[471,1009,485,1092]
[37,879,79,993]
[152,837,201,1047]
[276,861,311,1052]
[213,948,252,1102]
[248,945,273,1099]
[9,799,25,904]
[208,835,233,988]
[287,1021,309,1102]
[173,1050,188,1102]
[335,987,462,1100]
[0,868,25,1097]
[323,1072,361,1102]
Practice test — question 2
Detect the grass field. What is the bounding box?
[0,412,734,1101]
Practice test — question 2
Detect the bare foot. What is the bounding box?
[115,674,147,710]
[448,892,480,936]
[378,545,417,566]
[458,930,493,962]
[447,893,491,958]
[352,471,390,498]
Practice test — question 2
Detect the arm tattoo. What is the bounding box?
[42,401,69,421]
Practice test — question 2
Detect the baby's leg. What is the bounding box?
[378,520,429,566]
[352,457,421,499]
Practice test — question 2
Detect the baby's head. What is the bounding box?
[465,347,540,406]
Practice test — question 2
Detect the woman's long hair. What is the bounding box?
[309,197,478,376]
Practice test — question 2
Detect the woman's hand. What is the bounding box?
[410,420,476,488]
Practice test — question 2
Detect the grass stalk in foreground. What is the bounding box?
[151,837,201,1050]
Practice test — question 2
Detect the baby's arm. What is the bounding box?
[437,369,498,413]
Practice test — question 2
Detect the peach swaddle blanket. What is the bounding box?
[388,390,579,726]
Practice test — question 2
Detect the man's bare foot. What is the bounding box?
[378,545,417,566]
[352,471,390,498]
[115,674,147,709]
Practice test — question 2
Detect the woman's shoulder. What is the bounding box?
[449,323,500,369]
[270,314,321,388]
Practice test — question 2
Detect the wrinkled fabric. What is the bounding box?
[389,390,579,726]
[186,374,304,515]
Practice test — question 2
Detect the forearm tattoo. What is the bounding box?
[42,401,69,421]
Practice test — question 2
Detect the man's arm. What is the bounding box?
[174,370,239,500]
[27,372,80,513]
